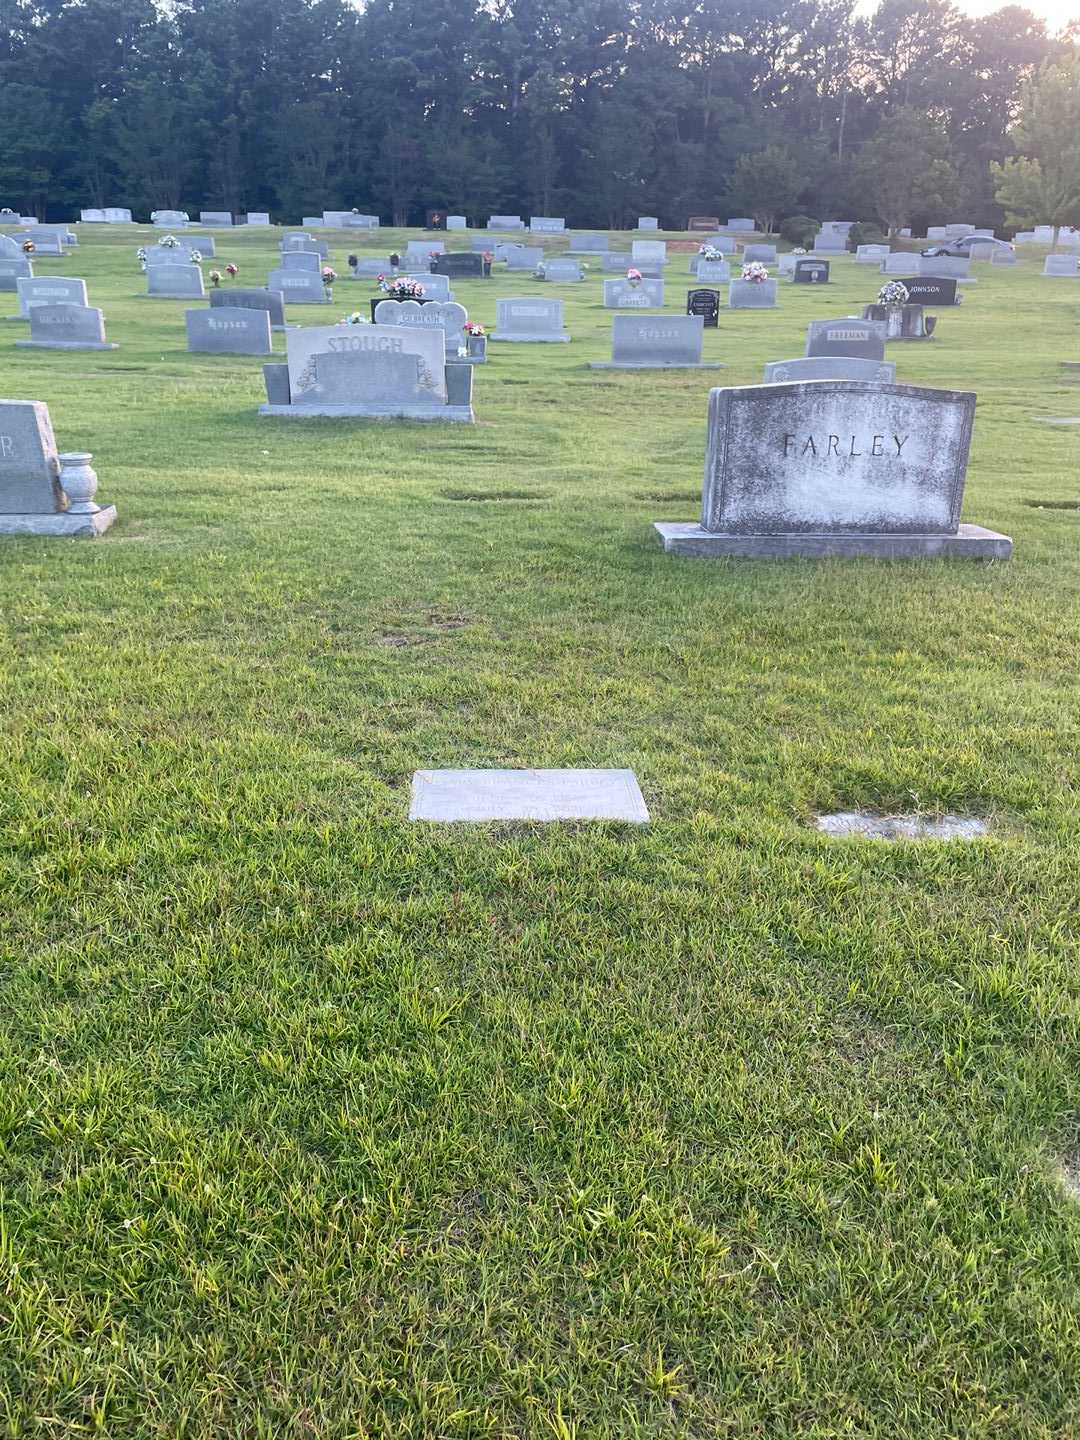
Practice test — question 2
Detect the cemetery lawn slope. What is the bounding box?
[0,227,1078,1438]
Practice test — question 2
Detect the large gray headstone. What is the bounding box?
[631,240,667,264]
[18,303,113,349]
[597,314,712,368]
[267,269,327,303]
[602,278,665,308]
[199,211,233,226]
[505,247,544,270]
[493,297,569,341]
[281,250,323,273]
[16,231,64,255]
[246,212,271,226]
[696,260,730,283]
[805,318,887,361]
[700,382,975,535]
[186,306,273,354]
[147,264,205,298]
[1043,255,1078,277]
[16,276,88,316]
[764,357,896,383]
[152,210,188,227]
[743,244,777,263]
[568,233,609,253]
[281,233,328,258]
[0,235,22,259]
[0,258,33,291]
[541,258,583,281]
[729,279,777,309]
[637,217,659,230]
[210,286,285,329]
[530,217,565,232]
[286,322,447,404]
[402,273,452,300]
[487,215,524,230]
[373,298,468,353]
[104,208,133,224]
[0,400,63,512]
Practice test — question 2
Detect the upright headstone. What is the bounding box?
[446,215,467,230]
[899,275,958,305]
[631,240,667,264]
[743,244,777,264]
[729,277,778,309]
[505,247,544,271]
[281,250,323,272]
[210,286,286,331]
[725,219,755,233]
[147,265,205,298]
[1043,255,1078,277]
[637,217,659,230]
[373,298,468,355]
[199,211,233,226]
[492,297,570,342]
[185,306,273,354]
[246,213,271,226]
[267,269,328,303]
[568,233,609,253]
[16,303,117,350]
[152,210,189,227]
[686,289,721,327]
[401,273,452,300]
[540,258,583,281]
[856,245,890,264]
[104,208,134,224]
[0,399,116,536]
[589,314,721,370]
[431,252,485,279]
[688,217,721,232]
[696,259,731,282]
[602,278,665,308]
[653,382,1011,560]
[487,215,524,230]
[16,276,88,316]
[530,217,566,232]
[80,209,106,223]
[793,258,830,285]
[0,258,33,291]
[763,357,896,384]
[805,317,887,361]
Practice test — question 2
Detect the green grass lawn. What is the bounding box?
[1,225,1079,1438]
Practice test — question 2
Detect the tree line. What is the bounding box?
[1,0,1078,234]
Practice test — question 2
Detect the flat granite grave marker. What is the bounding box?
[146,264,205,298]
[806,318,887,361]
[654,381,1011,560]
[185,306,273,355]
[409,769,649,823]
[0,398,115,536]
[15,276,88,317]
[793,258,830,284]
[687,289,721,327]
[281,250,323,273]
[603,278,665,308]
[16,303,117,350]
[763,357,896,383]
[492,297,570,342]
[590,314,721,370]
[211,286,286,331]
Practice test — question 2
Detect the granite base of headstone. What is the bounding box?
[0,399,116,536]
[589,314,721,370]
[654,381,1010,561]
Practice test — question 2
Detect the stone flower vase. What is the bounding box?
[59,453,100,513]
[467,334,487,361]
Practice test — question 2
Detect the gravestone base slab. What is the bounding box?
[410,768,649,823]
[258,403,474,423]
[653,521,1012,561]
[589,360,723,371]
[15,338,118,351]
[0,505,117,537]
[490,332,570,343]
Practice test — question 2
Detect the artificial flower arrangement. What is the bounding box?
[741,261,769,283]
[377,276,425,299]
[463,321,485,336]
[792,246,807,255]
[878,280,909,307]
[348,254,358,270]
[340,311,370,324]
[700,245,723,262]
[136,245,147,270]
[225,263,238,279]
[626,267,643,286]
[159,234,180,250]
[21,239,34,255]
[209,269,222,287]
[188,249,202,265]
[322,266,337,298]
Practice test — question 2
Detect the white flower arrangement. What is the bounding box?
[701,245,723,261]
[878,280,909,307]
[792,246,807,255]
[159,234,180,249]
[741,261,769,283]
[188,250,202,264]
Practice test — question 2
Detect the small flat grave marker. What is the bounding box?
[409,769,649,823]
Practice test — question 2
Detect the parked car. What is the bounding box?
[920,235,1014,258]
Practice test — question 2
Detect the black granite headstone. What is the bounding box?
[899,275,958,305]
[793,258,830,284]
[686,288,721,327]
[432,252,487,279]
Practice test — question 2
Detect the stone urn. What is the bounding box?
[467,333,487,361]
[58,453,100,513]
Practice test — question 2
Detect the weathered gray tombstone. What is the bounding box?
[402,273,452,300]
[1043,255,1078,277]
[729,278,778,308]
[590,313,721,370]
[281,233,329,259]
[991,248,1017,267]
[631,240,667,264]
[152,210,188,227]
[568,233,609,253]
[185,306,273,355]
[373,298,468,356]
[16,230,65,256]
[431,252,485,279]
[446,215,467,230]
[185,234,217,257]
[147,264,205,298]
[856,245,890,264]
[15,276,88,317]
[210,286,286,331]
[637,217,659,230]
[246,212,271,226]
[487,215,524,230]
[259,321,473,422]
[144,243,202,267]
[602,278,665,308]
[404,241,445,267]
[805,317,887,361]
[492,297,570,342]
[793,258,830,284]
[918,254,972,281]
[743,244,777,263]
[0,234,23,259]
[104,208,134,224]
[530,217,565,232]
[696,259,731,282]
[602,253,637,271]
[0,399,116,536]
[505,247,544,271]
[281,250,323,273]
[926,226,949,242]
[881,253,915,275]
[199,210,233,226]
[725,218,755,232]
[266,269,327,303]
[968,243,996,262]
[763,357,896,383]
[351,257,395,278]
[16,303,117,350]
[80,209,106,223]
[540,258,583,281]
[813,228,849,253]
[0,258,33,291]
[653,381,1011,560]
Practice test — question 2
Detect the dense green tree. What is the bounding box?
[852,107,959,234]
[726,145,803,233]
